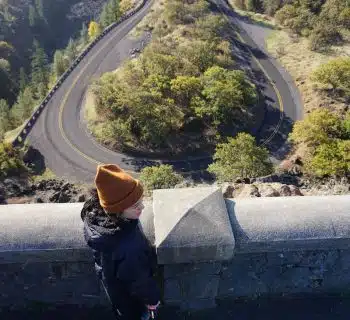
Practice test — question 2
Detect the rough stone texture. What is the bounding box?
[0,260,109,307]
[163,262,223,311]
[258,185,280,197]
[153,187,235,264]
[237,185,260,198]
[218,249,350,299]
[225,196,350,252]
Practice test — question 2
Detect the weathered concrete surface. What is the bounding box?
[153,187,235,264]
[226,196,350,252]
[1,195,350,312]
[218,249,350,299]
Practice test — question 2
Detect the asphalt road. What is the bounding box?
[27,0,302,184]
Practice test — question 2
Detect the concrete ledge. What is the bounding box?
[226,196,350,253]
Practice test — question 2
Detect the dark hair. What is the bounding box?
[80,188,128,226]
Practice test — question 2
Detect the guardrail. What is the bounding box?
[12,0,149,147]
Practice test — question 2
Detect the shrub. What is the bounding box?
[289,108,344,148]
[140,165,184,192]
[311,57,350,97]
[305,140,350,177]
[0,142,26,179]
[309,23,342,52]
[208,132,273,182]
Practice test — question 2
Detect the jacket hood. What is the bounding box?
[82,206,139,252]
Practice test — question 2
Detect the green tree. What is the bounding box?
[65,38,78,63]
[289,108,344,148]
[170,75,202,109]
[31,40,49,90]
[120,0,134,15]
[140,165,183,192]
[35,0,44,19]
[53,50,68,78]
[198,66,257,125]
[80,23,89,46]
[0,142,26,178]
[10,87,36,125]
[0,99,11,139]
[208,132,273,181]
[306,140,350,177]
[28,5,38,27]
[19,67,28,93]
[311,57,350,97]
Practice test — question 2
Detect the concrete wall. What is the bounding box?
[0,187,349,312]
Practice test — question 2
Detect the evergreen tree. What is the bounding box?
[31,40,49,89]
[11,87,36,125]
[0,99,11,139]
[28,5,38,27]
[19,67,28,93]
[65,38,78,63]
[35,0,44,19]
[53,50,68,78]
[80,23,89,46]
[99,3,110,28]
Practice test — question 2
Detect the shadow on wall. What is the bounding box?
[225,200,250,249]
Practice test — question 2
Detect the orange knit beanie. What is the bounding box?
[94,164,143,214]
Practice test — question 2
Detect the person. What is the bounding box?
[80,164,161,319]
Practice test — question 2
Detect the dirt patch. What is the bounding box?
[266,30,349,116]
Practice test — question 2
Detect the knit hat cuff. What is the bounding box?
[98,180,144,213]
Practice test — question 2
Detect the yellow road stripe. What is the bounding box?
[234,30,284,146]
[58,15,144,174]
[58,2,284,177]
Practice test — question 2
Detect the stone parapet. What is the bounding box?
[0,188,349,311]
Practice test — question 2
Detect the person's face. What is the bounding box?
[122,198,144,219]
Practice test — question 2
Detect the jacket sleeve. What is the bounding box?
[117,249,161,306]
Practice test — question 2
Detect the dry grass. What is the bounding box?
[266,30,349,115]
[228,1,276,28]
[30,168,57,183]
[83,88,99,128]
[130,0,165,38]
[4,122,26,144]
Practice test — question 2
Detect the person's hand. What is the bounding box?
[146,301,160,310]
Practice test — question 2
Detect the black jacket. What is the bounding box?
[81,207,161,314]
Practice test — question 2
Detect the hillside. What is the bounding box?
[87,0,264,156]
[0,0,106,104]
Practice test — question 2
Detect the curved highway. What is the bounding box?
[27,0,302,183]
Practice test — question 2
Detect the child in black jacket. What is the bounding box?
[81,164,161,320]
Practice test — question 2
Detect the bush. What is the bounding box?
[0,142,26,179]
[305,140,350,177]
[208,132,273,182]
[309,23,342,52]
[140,165,184,192]
[311,57,350,97]
[289,108,344,148]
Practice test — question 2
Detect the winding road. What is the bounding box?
[27,0,303,184]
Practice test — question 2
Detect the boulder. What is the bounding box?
[221,183,235,198]
[278,184,292,197]
[34,197,44,203]
[237,185,260,198]
[258,184,280,197]
[289,185,303,196]
[58,192,71,203]
[49,191,60,202]
[78,194,86,202]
